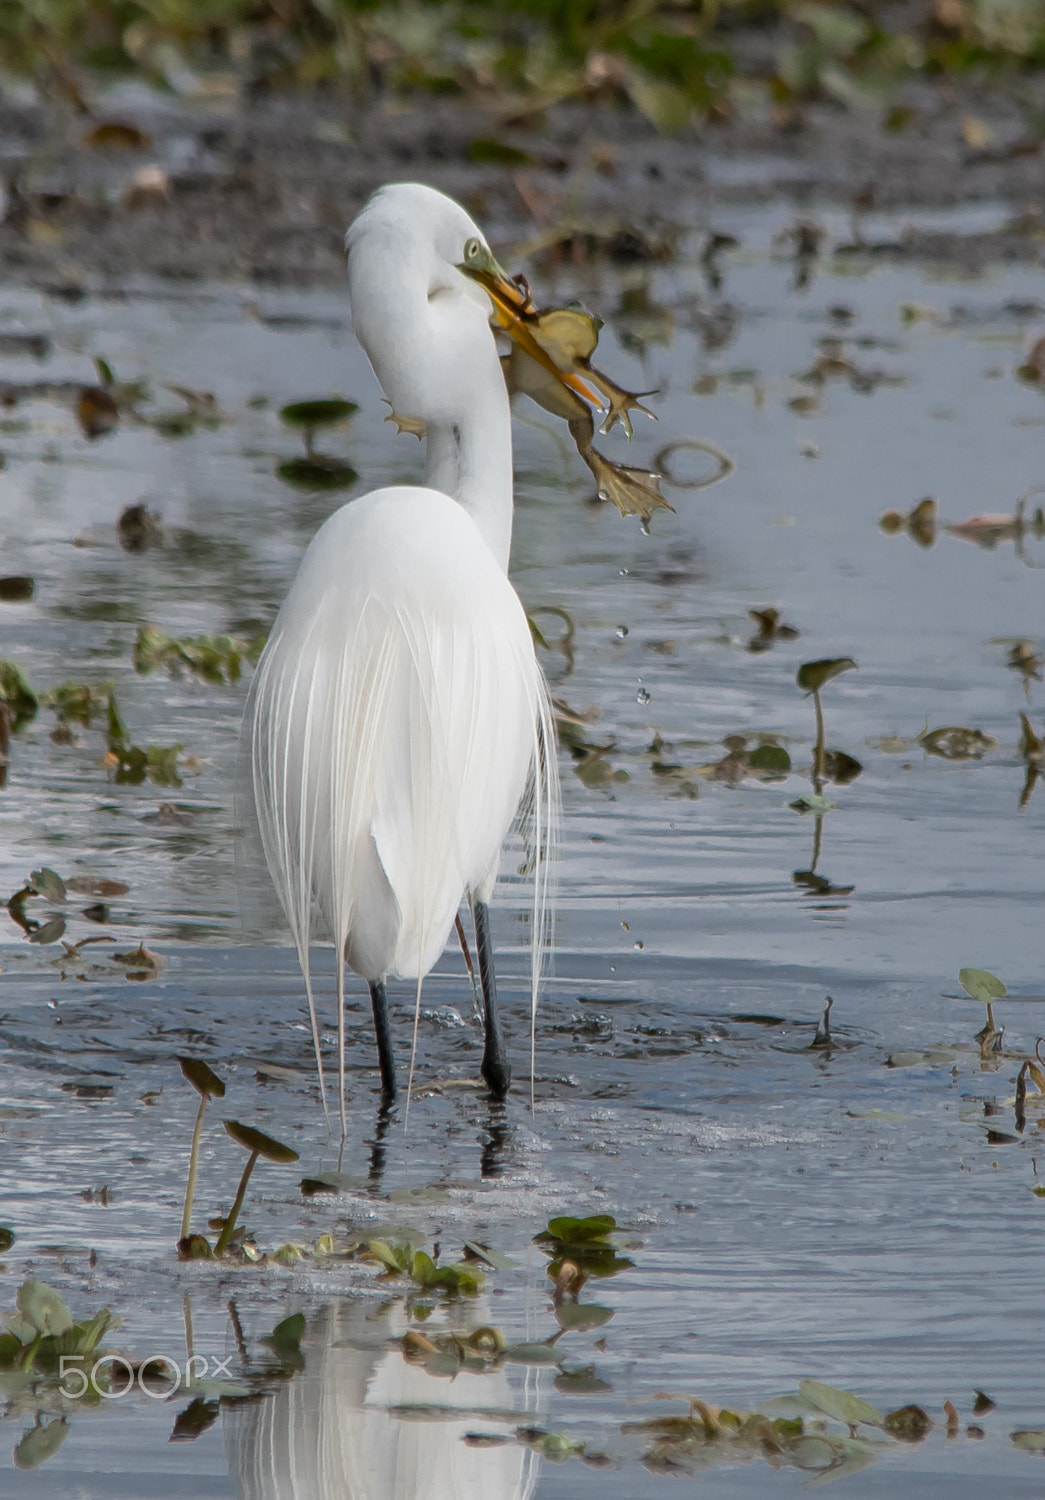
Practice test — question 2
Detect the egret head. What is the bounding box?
[346,184,592,425]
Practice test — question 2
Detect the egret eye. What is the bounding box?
[463,237,483,262]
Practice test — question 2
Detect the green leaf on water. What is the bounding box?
[223,1120,299,1163]
[276,456,359,492]
[796,658,856,693]
[555,1365,613,1395]
[178,1056,225,1099]
[17,1281,73,1336]
[0,1227,14,1252]
[958,968,1007,1003]
[28,915,66,945]
[554,1302,614,1332]
[1011,1429,1045,1452]
[502,1341,564,1366]
[542,1215,617,1243]
[462,1241,517,1271]
[0,660,39,729]
[747,743,791,776]
[279,397,358,431]
[798,1378,883,1428]
[13,1418,69,1471]
[789,793,834,815]
[28,868,66,902]
[265,1313,305,1355]
[883,1404,932,1442]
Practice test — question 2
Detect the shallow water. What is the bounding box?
[3,203,1045,1496]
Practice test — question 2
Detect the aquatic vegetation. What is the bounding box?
[747,607,799,654]
[177,1058,226,1250]
[364,1237,485,1298]
[104,692,182,788]
[0,1280,117,1395]
[276,397,360,491]
[795,657,858,790]
[134,627,266,685]
[213,1122,300,1257]
[534,1213,635,1283]
[879,495,938,547]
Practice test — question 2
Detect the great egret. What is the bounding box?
[247,183,569,1129]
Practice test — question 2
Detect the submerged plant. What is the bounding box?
[177,1058,225,1251]
[213,1122,299,1256]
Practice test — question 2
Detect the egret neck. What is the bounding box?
[423,386,514,573]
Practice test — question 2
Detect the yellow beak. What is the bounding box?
[458,253,601,409]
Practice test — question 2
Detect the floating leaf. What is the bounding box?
[17,1281,73,1336]
[28,915,66,945]
[1011,1430,1045,1453]
[462,1241,517,1271]
[883,1405,932,1442]
[796,658,857,693]
[300,1171,367,1195]
[0,660,39,729]
[29,868,66,902]
[169,1397,221,1443]
[223,1120,299,1163]
[13,1419,69,1471]
[0,1227,14,1252]
[77,386,119,439]
[178,1057,225,1099]
[919,725,997,761]
[958,968,1007,1003]
[502,1341,564,1366]
[543,1215,617,1243]
[0,576,34,602]
[555,1365,613,1395]
[82,121,152,150]
[747,743,792,776]
[279,397,358,432]
[789,793,834,815]
[798,1378,883,1428]
[276,455,359,491]
[823,749,863,784]
[554,1303,613,1332]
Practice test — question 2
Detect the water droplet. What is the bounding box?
[598,490,608,501]
[615,625,629,639]
[637,687,651,705]
[633,941,644,951]
[619,568,629,577]
[620,921,629,931]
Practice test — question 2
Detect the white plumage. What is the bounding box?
[246,183,559,1125]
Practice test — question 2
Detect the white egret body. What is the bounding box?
[247,184,558,1123]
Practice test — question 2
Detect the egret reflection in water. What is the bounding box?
[224,1302,539,1500]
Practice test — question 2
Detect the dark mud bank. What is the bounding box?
[2,79,1045,289]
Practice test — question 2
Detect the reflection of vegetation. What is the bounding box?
[791,658,858,899]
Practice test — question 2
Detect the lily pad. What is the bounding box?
[958,968,1007,1003]
[178,1056,225,1099]
[276,455,359,491]
[16,1281,73,1337]
[798,1378,883,1428]
[13,1418,69,1471]
[796,658,857,693]
[223,1120,299,1163]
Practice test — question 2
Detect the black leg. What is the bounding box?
[480,1100,511,1179]
[369,980,397,1099]
[473,899,510,1098]
[367,1100,394,1191]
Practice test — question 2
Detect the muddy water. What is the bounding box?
[3,204,1045,1496]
